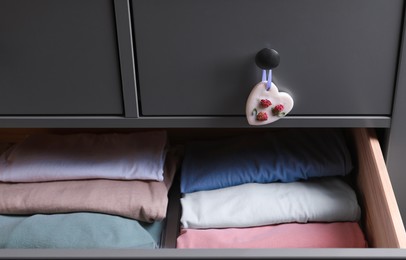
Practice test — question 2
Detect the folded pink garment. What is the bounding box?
[0,149,179,222]
[0,131,167,182]
[177,222,368,248]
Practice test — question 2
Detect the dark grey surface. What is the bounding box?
[386,1,406,230]
[132,0,403,116]
[0,116,391,128]
[0,0,123,115]
[161,175,181,248]
[114,0,138,117]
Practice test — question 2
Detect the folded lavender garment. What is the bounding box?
[0,149,179,222]
[176,222,367,248]
[181,177,361,228]
[0,130,167,182]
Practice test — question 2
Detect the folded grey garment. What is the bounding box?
[0,212,163,249]
[0,130,168,182]
[181,177,361,229]
[0,148,181,222]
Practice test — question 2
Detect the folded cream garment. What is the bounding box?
[181,177,361,229]
[177,222,367,248]
[0,130,167,182]
[0,149,179,222]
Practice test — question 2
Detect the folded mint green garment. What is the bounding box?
[140,220,164,247]
[0,213,162,248]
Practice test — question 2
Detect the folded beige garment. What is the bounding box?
[0,148,180,223]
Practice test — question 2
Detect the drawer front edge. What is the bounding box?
[353,128,406,248]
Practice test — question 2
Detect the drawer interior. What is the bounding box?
[0,128,404,250]
[162,128,406,249]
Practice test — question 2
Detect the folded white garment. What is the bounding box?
[0,130,167,182]
[180,177,361,229]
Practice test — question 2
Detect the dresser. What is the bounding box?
[1,0,406,258]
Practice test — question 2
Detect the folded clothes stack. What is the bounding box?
[0,130,179,249]
[177,129,368,248]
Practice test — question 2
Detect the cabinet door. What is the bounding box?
[132,0,403,116]
[0,0,123,115]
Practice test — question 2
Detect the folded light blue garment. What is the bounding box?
[0,213,162,248]
[181,129,353,193]
[181,177,361,229]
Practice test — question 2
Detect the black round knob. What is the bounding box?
[255,48,280,70]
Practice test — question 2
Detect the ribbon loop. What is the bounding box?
[262,70,272,91]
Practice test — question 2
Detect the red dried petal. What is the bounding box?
[274,104,284,111]
[260,99,272,108]
[256,112,268,121]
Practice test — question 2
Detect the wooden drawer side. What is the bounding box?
[353,128,406,248]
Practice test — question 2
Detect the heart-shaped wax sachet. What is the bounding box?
[246,81,293,125]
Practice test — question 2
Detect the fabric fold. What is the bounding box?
[176,222,367,248]
[0,130,168,182]
[181,129,353,193]
[0,148,180,222]
[180,177,361,229]
[0,213,161,249]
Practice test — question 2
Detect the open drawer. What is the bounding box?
[161,128,406,254]
[0,128,405,259]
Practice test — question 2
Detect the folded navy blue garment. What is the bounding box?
[180,129,353,193]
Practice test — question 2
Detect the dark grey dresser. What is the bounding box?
[1,0,406,258]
